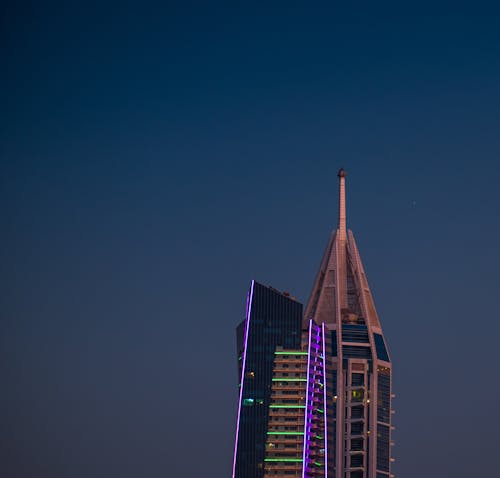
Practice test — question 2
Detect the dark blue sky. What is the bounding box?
[2,2,500,477]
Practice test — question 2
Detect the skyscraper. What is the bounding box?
[232,170,393,478]
[233,282,303,476]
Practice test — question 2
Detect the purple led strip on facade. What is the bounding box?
[302,319,313,478]
[322,323,328,478]
[231,280,255,478]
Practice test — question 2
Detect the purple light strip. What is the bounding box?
[231,280,255,478]
[302,319,313,478]
[322,323,328,478]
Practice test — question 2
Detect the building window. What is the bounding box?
[351,389,364,402]
[351,373,364,387]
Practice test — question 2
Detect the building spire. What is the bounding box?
[338,168,347,241]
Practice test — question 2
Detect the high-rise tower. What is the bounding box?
[232,171,393,478]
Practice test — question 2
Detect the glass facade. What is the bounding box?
[341,324,369,343]
[374,333,390,362]
[376,424,390,473]
[377,369,391,424]
[342,345,372,360]
[233,282,303,478]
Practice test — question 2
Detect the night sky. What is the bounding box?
[2,2,500,477]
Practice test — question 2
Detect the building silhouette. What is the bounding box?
[232,170,394,478]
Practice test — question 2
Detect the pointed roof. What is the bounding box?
[304,170,380,329]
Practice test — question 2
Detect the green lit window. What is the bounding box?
[264,458,303,462]
[267,431,304,435]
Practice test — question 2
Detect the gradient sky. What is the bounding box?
[2,2,500,477]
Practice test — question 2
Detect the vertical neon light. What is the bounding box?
[302,319,313,478]
[232,280,255,478]
[322,323,328,478]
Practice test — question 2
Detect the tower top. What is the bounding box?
[338,168,346,240]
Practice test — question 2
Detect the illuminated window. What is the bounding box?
[351,390,364,402]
